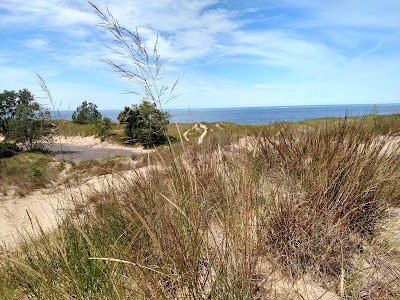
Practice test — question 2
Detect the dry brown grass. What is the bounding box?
[1,118,399,299]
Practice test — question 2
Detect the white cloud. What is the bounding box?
[224,30,345,79]
[0,0,96,27]
[0,0,240,64]
[22,37,50,50]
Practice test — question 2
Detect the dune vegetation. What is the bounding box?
[1,2,400,298]
[1,115,399,299]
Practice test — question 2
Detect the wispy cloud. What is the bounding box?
[22,37,50,50]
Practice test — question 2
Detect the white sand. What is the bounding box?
[0,163,158,249]
[52,135,150,152]
[0,190,70,248]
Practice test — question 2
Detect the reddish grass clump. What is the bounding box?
[258,120,400,279]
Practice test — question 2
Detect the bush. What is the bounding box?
[0,142,21,158]
[72,101,102,124]
[118,100,170,148]
[93,117,113,141]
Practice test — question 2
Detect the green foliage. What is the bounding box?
[72,101,102,124]
[93,117,113,141]
[1,89,53,151]
[51,120,97,137]
[0,142,21,158]
[118,100,170,148]
[0,90,18,135]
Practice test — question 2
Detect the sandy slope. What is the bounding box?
[52,135,140,150]
[0,189,70,248]
[0,135,153,249]
[0,166,155,249]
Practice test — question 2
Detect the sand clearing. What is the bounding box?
[51,135,152,162]
[53,135,140,150]
[0,190,71,249]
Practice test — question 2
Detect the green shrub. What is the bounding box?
[27,162,44,184]
[0,142,21,158]
[93,117,112,141]
[118,101,170,148]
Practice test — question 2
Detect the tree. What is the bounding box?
[118,101,170,148]
[5,89,53,150]
[72,101,102,124]
[0,90,18,136]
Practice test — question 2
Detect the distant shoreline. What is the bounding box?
[52,103,400,124]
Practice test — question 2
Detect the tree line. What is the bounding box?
[70,99,170,147]
[0,89,170,151]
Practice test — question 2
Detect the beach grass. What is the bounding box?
[0,115,399,299]
[0,151,62,197]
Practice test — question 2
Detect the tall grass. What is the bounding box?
[1,117,399,299]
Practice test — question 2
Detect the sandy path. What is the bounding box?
[197,124,208,144]
[182,124,208,144]
[183,128,193,141]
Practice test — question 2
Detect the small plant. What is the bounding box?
[27,162,45,185]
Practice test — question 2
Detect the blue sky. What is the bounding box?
[1,0,399,110]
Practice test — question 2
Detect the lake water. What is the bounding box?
[53,103,400,124]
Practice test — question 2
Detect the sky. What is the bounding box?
[1,0,400,110]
